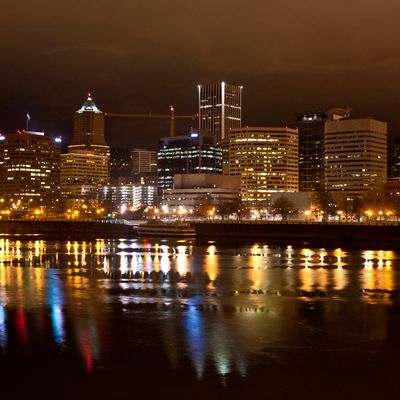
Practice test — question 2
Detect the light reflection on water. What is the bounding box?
[0,237,400,383]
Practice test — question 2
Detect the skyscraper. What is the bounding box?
[157,128,222,193]
[0,130,60,204]
[131,148,157,175]
[391,137,400,178]
[324,118,387,196]
[69,93,109,157]
[229,127,299,203]
[288,108,350,192]
[61,94,110,194]
[198,82,242,143]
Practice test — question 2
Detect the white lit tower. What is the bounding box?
[197,82,242,144]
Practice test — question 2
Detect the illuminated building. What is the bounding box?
[162,174,241,211]
[229,127,298,203]
[198,82,242,143]
[157,128,222,194]
[0,130,60,203]
[131,148,157,184]
[68,93,109,157]
[324,118,387,196]
[288,108,350,192]
[132,148,157,175]
[97,183,157,211]
[60,150,109,195]
[391,137,400,177]
[61,94,110,194]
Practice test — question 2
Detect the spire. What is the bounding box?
[77,92,102,114]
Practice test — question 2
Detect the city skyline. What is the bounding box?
[1,1,400,150]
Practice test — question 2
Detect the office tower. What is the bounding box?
[391,137,400,177]
[69,93,109,156]
[324,118,387,196]
[198,82,242,143]
[288,108,350,192]
[60,150,109,195]
[131,148,157,177]
[61,94,110,194]
[157,128,222,193]
[229,127,298,203]
[0,130,60,204]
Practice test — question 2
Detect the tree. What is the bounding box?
[194,194,215,219]
[312,191,337,222]
[271,196,297,221]
[218,198,241,220]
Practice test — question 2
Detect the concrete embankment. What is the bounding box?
[0,219,135,238]
[192,221,400,245]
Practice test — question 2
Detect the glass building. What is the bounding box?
[391,137,400,178]
[288,108,350,192]
[157,128,222,194]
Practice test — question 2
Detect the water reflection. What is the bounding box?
[0,238,399,381]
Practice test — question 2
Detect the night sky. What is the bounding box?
[1,0,400,150]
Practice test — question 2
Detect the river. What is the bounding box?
[0,237,399,399]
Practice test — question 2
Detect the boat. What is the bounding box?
[137,221,196,238]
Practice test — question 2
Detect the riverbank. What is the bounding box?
[192,220,400,245]
[0,219,134,238]
[1,219,400,245]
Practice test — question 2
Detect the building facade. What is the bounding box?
[157,128,222,193]
[131,148,157,184]
[61,94,110,194]
[0,130,60,204]
[97,183,157,212]
[198,82,242,143]
[229,127,299,203]
[60,150,109,195]
[324,118,387,196]
[391,137,400,178]
[288,108,350,192]
[162,174,241,215]
[69,93,109,156]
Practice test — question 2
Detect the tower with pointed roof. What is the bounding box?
[61,93,110,194]
[69,93,109,156]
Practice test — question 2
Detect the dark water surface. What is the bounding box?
[0,237,400,399]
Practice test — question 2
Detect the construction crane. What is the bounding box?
[105,106,198,137]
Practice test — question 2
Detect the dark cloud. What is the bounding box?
[0,0,399,150]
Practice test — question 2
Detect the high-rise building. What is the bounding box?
[324,118,387,196]
[60,150,109,195]
[288,108,350,192]
[229,127,299,203]
[61,94,110,194]
[391,137,400,178]
[69,93,109,156]
[157,128,222,193]
[131,148,157,175]
[198,82,242,143]
[0,130,60,204]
